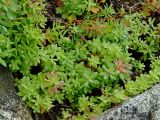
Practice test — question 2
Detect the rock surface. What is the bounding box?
[96,84,160,120]
[0,67,33,120]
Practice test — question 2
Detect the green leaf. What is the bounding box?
[0,58,7,67]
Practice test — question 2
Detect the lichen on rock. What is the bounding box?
[97,84,160,120]
[0,67,32,120]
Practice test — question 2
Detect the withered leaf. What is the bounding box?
[91,7,100,14]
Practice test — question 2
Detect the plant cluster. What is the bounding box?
[56,0,97,20]
[0,0,160,119]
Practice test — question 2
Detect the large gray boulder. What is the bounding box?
[96,84,160,120]
[0,67,33,120]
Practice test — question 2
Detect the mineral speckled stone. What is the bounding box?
[96,84,160,120]
[0,67,33,120]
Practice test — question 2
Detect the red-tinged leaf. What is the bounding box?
[48,81,64,94]
[55,0,62,6]
[147,0,153,3]
[158,8,160,14]
[116,60,131,74]
[47,72,51,79]
[80,35,86,41]
[53,87,59,93]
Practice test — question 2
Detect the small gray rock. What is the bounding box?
[0,67,33,120]
[96,84,160,120]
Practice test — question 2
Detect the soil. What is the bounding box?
[32,104,62,120]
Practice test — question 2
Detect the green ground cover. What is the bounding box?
[0,0,160,119]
